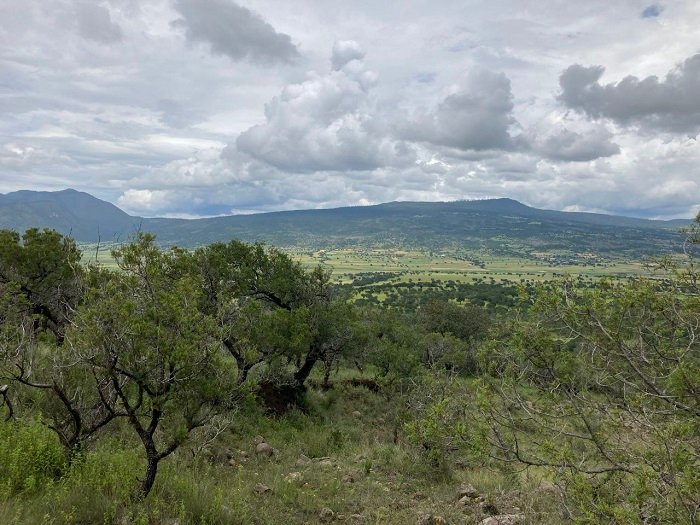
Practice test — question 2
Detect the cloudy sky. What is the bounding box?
[1,0,699,219]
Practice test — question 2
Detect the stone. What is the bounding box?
[253,435,265,445]
[417,514,433,525]
[255,442,274,457]
[417,514,445,525]
[342,473,355,483]
[285,471,303,482]
[295,454,312,466]
[348,514,367,523]
[318,458,334,467]
[253,483,271,495]
[319,507,335,522]
[352,410,362,418]
[538,481,560,494]
[479,514,526,525]
[457,483,479,499]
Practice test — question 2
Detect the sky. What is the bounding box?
[1,0,699,219]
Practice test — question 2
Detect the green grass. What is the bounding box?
[0,376,565,524]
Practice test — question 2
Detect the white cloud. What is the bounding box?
[0,0,699,220]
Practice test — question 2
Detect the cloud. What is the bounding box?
[641,5,663,18]
[400,68,516,151]
[527,126,620,162]
[331,40,365,70]
[172,0,299,64]
[75,1,122,43]
[236,43,414,172]
[558,53,700,134]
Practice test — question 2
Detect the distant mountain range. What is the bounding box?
[0,189,692,257]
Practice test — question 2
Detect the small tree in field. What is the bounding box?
[71,235,240,497]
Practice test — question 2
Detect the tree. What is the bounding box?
[194,241,335,404]
[70,234,240,497]
[0,230,114,456]
[0,228,83,343]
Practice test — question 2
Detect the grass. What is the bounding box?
[0,375,565,524]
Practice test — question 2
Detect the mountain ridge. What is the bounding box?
[0,189,692,257]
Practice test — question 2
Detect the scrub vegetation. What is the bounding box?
[0,216,698,524]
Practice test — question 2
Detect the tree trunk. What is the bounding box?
[294,347,321,389]
[139,445,159,498]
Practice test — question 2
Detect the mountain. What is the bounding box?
[0,189,692,257]
[0,189,139,242]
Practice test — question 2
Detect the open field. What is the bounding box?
[288,248,659,285]
[82,242,662,287]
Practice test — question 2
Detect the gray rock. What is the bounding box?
[253,483,271,495]
[457,483,479,499]
[255,442,274,457]
[319,507,335,522]
[295,454,312,466]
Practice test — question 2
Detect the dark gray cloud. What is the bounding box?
[528,127,620,162]
[642,4,663,18]
[172,0,299,64]
[75,1,122,43]
[400,69,515,151]
[559,53,700,133]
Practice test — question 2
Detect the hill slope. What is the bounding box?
[0,189,140,242]
[0,189,691,257]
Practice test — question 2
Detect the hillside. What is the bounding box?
[0,189,691,257]
[0,189,138,242]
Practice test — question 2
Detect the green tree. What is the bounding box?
[0,230,115,456]
[0,228,83,343]
[70,234,240,497]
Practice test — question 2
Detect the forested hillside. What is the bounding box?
[0,189,690,257]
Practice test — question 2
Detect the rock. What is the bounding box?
[295,454,312,466]
[319,507,335,522]
[342,473,355,483]
[417,514,433,525]
[318,458,333,467]
[457,483,479,499]
[538,481,560,494]
[239,450,249,458]
[417,514,445,525]
[253,483,271,495]
[479,514,525,525]
[348,514,367,523]
[458,495,471,506]
[352,410,362,418]
[253,435,265,444]
[285,471,303,482]
[255,442,274,457]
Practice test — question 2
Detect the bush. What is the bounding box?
[0,420,67,498]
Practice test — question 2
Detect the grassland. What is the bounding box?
[289,248,657,285]
[1,374,563,525]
